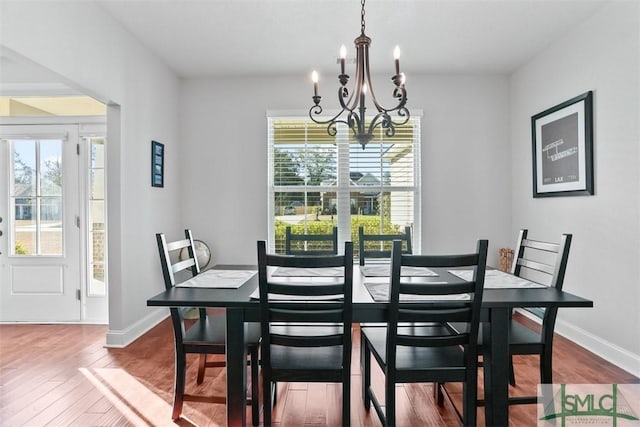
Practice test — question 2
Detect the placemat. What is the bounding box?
[363,280,470,302]
[361,264,438,277]
[176,269,256,289]
[448,269,546,289]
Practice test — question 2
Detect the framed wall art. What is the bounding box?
[531,91,594,198]
[151,140,164,188]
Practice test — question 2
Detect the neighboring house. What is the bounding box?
[320,172,382,215]
[15,197,61,221]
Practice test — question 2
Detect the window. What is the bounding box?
[87,137,107,296]
[268,115,421,258]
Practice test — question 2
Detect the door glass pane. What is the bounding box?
[13,197,36,255]
[89,230,106,295]
[13,140,36,197]
[40,196,63,255]
[88,138,106,296]
[90,200,105,224]
[91,169,105,199]
[91,139,105,168]
[40,140,62,196]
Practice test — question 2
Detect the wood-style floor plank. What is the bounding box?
[1,314,637,426]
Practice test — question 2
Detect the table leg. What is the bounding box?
[226,308,247,427]
[484,307,510,426]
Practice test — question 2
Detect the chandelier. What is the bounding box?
[308,0,409,149]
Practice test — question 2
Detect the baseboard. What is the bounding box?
[515,309,640,378]
[105,308,168,348]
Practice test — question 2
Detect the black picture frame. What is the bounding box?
[151,140,164,188]
[532,91,594,198]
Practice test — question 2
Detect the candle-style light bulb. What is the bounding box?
[394,46,401,75]
[340,45,347,75]
[311,70,319,97]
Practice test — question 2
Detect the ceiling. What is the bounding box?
[96,0,608,78]
[0,0,608,93]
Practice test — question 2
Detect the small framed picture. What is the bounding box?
[531,91,594,198]
[151,141,164,188]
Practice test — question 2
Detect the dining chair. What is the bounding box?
[156,230,261,424]
[285,225,338,255]
[500,229,572,404]
[437,229,572,410]
[257,240,353,427]
[358,225,412,265]
[361,239,488,427]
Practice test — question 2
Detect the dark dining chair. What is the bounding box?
[257,240,353,426]
[499,229,572,404]
[156,230,261,424]
[358,225,412,265]
[285,225,338,255]
[437,229,572,411]
[361,239,488,427]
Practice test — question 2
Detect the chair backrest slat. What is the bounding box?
[285,226,338,255]
[269,307,344,323]
[515,258,556,276]
[267,252,346,268]
[398,306,472,323]
[267,282,344,297]
[271,334,343,347]
[358,226,412,265]
[165,238,191,252]
[171,258,197,274]
[522,238,560,253]
[399,282,475,296]
[396,334,468,348]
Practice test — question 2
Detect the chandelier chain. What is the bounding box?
[361,0,366,35]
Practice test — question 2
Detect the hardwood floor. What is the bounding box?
[1,313,637,426]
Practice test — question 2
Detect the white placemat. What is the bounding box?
[448,269,546,289]
[177,269,257,289]
[363,281,470,302]
[361,264,438,277]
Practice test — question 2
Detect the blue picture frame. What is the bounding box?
[151,140,164,188]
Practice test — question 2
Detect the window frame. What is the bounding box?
[267,111,421,256]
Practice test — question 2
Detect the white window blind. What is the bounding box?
[268,115,421,257]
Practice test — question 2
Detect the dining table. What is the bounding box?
[147,263,593,426]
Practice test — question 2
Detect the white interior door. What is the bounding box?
[0,124,81,321]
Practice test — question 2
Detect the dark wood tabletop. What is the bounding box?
[147,264,593,312]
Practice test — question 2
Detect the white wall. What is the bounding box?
[0,2,182,346]
[510,2,640,375]
[179,74,512,267]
